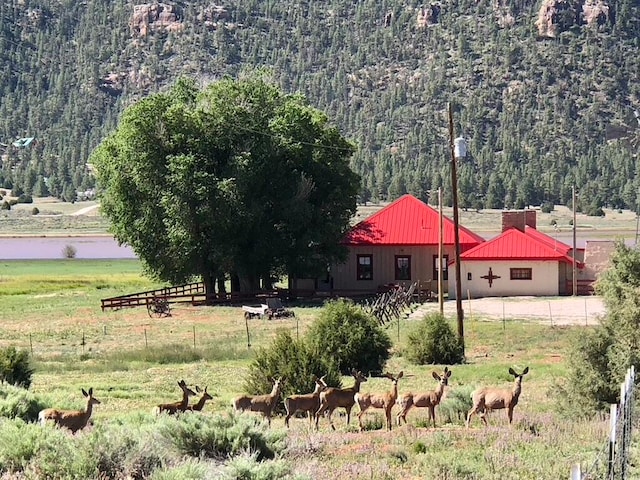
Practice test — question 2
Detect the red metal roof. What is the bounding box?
[342,194,485,248]
[524,225,572,255]
[459,227,577,263]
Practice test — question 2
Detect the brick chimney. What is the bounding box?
[502,210,537,232]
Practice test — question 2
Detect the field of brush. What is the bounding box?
[0,258,630,479]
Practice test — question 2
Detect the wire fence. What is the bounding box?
[571,366,636,480]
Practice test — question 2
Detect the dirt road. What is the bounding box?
[412,295,606,326]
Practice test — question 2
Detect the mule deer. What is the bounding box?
[315,369,367,431]
[153,379,196,415]
[284,375,327,427]
[355,371,403,431]
[466,367,529,427]
[232,377,283,426]
[396,367,451,427]
[38,387,101,433]
[188,386,213,412]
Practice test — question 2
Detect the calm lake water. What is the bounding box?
[0,236,136,260]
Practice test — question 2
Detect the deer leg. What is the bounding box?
[385,407,392,431]
[430,407,436,428]
[465,407,477,428]
[507,407,514,424]
[315,404,327,429]
[345,406,352,425]
[357,406,367,431]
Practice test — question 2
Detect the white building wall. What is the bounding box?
[448,260,560,299]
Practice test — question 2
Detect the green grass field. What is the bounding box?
[0,259,628,479]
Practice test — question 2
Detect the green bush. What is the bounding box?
[560,242,640,416]
[1,201,9,210]
[0,384,47,422]
[404,313,464,365]
[0,346,34,389]
[305,299,392,375]
[31,207,39,215]
[541,202,554,213]
[244,330,340,408]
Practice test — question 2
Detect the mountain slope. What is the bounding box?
[0,0,638,211]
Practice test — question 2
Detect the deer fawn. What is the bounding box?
[188,386,213,412]
[38,387,101,433]
[397,367,451,427]
[284,375,327,427]
[315,369,367,431]
[153,379,196,415]
[466,366,529,427]
[232,377,283,426]
[355,371,403,431]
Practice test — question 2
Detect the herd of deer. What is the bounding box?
[36,367,529,434]
[231,365,530,431]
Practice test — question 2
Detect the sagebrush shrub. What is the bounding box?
[404,313,464,365]
[160,412,286,461]
[0,346,34,388]
[221,453,294,480]
[0,384,47,422]
[305,299,391,375]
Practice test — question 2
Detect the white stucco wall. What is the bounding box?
[448,260,561,299]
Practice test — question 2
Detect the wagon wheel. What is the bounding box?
[147,297,171,318]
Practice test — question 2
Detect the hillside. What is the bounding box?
[0,0,638,212]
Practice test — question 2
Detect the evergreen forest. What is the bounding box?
[0,0,639,212]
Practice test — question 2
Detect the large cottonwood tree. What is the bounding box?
[91,74,360,297]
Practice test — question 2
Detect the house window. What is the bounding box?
[357,254,373,280]
[433,255,449,281]
[467,272,472,281]
[510,268,532,280]
[395,255,411,280]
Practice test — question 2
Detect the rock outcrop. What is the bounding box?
[416,5,441,28]
[536,0,612,38]
[130,3,184,38]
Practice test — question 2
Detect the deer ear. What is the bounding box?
[522,367,530,375]
[446,369,452,378]
[196,386,202,393]
[508,367,517,376]
[398,371,404,379]
[432,371,441,381]
[82,388,88,397]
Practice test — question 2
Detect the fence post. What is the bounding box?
[608,403,618,480]
[570,463,581,480]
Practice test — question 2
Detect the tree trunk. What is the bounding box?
[202,272,216,305]
[217,275,226,294]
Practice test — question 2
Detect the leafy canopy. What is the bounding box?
[91,74,360,291]
[562,242,640,415]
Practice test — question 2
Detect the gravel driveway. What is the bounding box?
[412,295,606,326]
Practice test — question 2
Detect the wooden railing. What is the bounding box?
[101,282,206,311]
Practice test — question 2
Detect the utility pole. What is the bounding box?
[572,185,577,296]
[438,187,444,314]
[447,102,464,352]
